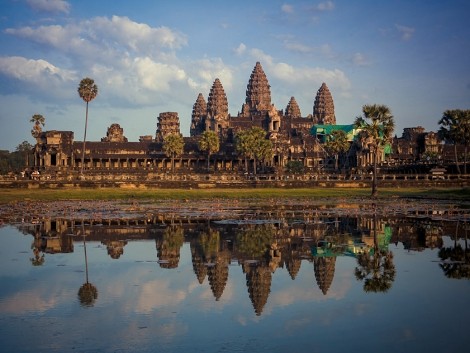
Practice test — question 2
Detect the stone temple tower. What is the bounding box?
[155,112,181,143]
[190,93,207,137]
[206,78,229,135]
[285,96,302,118]
[313,83,336,125]
[241,62,272,116]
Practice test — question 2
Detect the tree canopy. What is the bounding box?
[163,133,184,172]
[198,130,220,171]
[324,129,350,171]
[235,127,273,174]
[438,109,470,174]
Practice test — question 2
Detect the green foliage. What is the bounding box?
[285,160,304,174]
[30,114,45,138]
[324,129,350,171]
[354,104,395,197]
[78,77,99,103]
[438,109,470,174]
[162,226,185,250]
[198,131,219,170]
[236,224,274,258]
[0,142,33,174]
[438,109,470,145]
[163,133,184,171]
[199,229,220,259]
[235,127,273,173]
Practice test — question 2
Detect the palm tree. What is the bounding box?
[77,78,98,177]
[438,109,470,175]
[324,129,350,172]
[163,133,184,173]
[198,130,220,171]
[256,138,274,173]
[235,127,270,175]
[354,104,394,197]
[30,114,45,138]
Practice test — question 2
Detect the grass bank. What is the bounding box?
[0,187,468,204]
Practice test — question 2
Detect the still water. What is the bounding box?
[0,204,469,353]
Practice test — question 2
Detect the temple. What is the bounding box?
[31,61,451,180]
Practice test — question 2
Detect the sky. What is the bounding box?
[0,0,469,151]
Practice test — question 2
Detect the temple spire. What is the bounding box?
[313,82,336,125]
[241,62,272,116]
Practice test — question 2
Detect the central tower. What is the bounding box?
[241,62,272,116]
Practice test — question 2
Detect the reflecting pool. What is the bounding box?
[1,200,469,353]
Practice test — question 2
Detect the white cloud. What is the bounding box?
[3,16,192,106]
[281,4,294,14]
[26,0,70,14]
[133,57,186,92]
[234,43,247,56]
[190,58,234,92]
[91,15,187,51]
[0,56,76,83]
[315,1,335,11]
[249,48,351,92]
[395,24,415,41]
[5,15,187,58]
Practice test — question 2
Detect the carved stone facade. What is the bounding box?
[31,61,449,177]
[190,93,207,136]
[285,97,301,118]
[101,124,128,143]
[313,83,336,125]
[156,112,181,143]
[241,61,272,116]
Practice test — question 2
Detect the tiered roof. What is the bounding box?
[285,96,301,118]
[313,82,336,125]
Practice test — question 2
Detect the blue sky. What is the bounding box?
[0,0,469,151]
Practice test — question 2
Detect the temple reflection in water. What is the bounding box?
[16,213,468,316]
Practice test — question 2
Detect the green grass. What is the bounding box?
[0,186,468,204]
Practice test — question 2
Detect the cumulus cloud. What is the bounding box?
[249,48,351,92]
[3,16,192,106]
[0,56,76,83]
[5,15,187,58]
[395,24,415,41]
[281,4,294,14]
[188,57,234,92]
[26,0,70,14]
[234,43,247,56]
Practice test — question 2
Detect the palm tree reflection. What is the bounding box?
[77,223,98,307]
[355,211,396,293]
[438,221,470,279]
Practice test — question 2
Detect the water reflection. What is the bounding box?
[11,212,470,316]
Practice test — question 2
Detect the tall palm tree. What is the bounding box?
[354,104,394,197]
[163,133,184,173]
[30,114,45,138]
[198,130,220,171]
[438,109,470,175]
[77,78,98,177]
